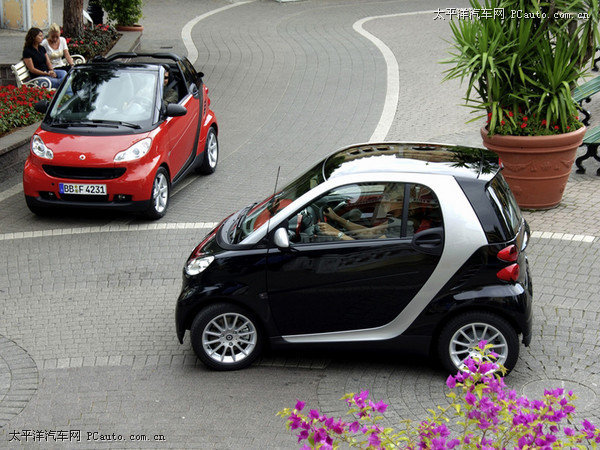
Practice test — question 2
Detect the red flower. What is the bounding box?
[523,116,528,122]
[508,111,513,117]
[576,116,579,120]
[501,120,505,125]
[541,119,547,126]
[487,112,492,118]
[94,41,98,45]
[554,126,559,130]
[567,126,570,130]
[521,123,527,128]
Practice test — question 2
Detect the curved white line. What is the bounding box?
[182,1,254,65]
[353,10,436,142]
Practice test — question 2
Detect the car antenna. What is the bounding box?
[265,166,281,236]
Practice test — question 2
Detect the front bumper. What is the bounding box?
[26,195,152,212]
[23,156,159,208]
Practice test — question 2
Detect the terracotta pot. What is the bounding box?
[115,24,144,32]
[481,126,586,210]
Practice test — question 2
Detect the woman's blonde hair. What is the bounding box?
[48,23,61,35]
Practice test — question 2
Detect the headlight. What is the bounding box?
[185,255,214,276]
[31,135,53,159]
[114,138,152,162]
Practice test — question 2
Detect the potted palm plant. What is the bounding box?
[100,0,143,31]
[445,0,599,209]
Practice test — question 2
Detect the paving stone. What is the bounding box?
[1,0,600,446]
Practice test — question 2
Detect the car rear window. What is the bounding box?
[486,175,522,237]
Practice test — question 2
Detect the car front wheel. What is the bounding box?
[190,303,262,371]
[144,167,170,220]
[197,127,218,174]
[437,311,519,375]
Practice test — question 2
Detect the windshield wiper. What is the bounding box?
[229,202,258,244]
[50,120,141,129]
[85,119,142,129]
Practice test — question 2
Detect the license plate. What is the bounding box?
[59,183,107,195]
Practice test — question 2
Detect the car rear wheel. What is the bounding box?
[197,127,218,174]
[190,303,262,371]
[437,312,519,375]
[144,167,170,220]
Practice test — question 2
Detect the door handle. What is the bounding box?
[411,227,444,255]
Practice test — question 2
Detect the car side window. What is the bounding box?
[179,60,197,91]
[407,184,443,235]
[286,182,407,244]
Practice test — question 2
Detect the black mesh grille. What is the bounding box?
[59,194,109,203]
[43,165,126,180]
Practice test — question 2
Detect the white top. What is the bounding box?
[41,37,69,67]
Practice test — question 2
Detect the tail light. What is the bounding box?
[497,263,520,282]
[497,244,518,262]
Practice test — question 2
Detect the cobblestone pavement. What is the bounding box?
[1,0,600,447]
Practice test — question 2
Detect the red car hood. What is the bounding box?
[36,129,151,166]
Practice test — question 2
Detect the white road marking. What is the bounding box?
[0,182,23,203]
[353,10,436,142]
[530,231,595,243]
[0,222,219,242]
[182,1,254,65]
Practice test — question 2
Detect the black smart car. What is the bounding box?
[175,143,533,373]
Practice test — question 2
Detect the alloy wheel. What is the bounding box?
[202,313,257,364]
[207,132,218,168]
[448,322,508,370]
[152,172,169,214]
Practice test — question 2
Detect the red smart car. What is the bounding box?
[24,52,218,219]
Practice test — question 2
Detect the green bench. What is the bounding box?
[575,125,600,175]
[572,76,600,126]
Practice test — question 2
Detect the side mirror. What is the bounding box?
[273,227,290,249]
[196,71,204,79]
[34,100,49,114]
[165,103,187,117]
[189,83,199,97]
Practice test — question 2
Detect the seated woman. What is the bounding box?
[22,27,67,89]
[317,184,405,240]
[41,23,75,71]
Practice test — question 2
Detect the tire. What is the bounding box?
[144,167,170,220]
[437,311,519,375]
[190,303,262,371]
[25,196,50,216]
[196,127,218,175]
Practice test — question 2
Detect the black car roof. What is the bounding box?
[323,143,500,182]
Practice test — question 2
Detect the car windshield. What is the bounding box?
[47,68,158,127]
[231,161,325,244]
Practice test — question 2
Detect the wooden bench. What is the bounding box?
[572,76,600,126]
[10,54,86,89]
[575,125,600,175]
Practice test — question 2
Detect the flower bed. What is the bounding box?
[279,344,600,449]
[62,24,120,61]
[0,85,53,137]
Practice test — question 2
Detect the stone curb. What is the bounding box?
[0,31,142,158]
